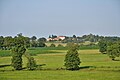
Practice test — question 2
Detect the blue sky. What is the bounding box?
[0,0,120,38]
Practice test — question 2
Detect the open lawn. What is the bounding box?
[0,49,120,80]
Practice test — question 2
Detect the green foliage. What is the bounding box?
[37,42,46,47]
[27,57,37,70]
[11,54,22,70]
[57,44,64,47]
[31,36,37,41]
[11,34,26,70]
[66,42,78,49]
[64,43,81,70]
[30,36,38,47]
[98,40,107,54]
[38,37,46,42]
[12,45,25,54]
[30,37,46,47]
[0,36,4,49]
[0,50,11,57]
[79,45,99,50]
[3,36,14,50]
[11,45,26,70]
[107,42,120,60]
[31,41,37,47]
[50,43,56,47]
[25,52,37,70]
[14,34,30,48]
[24,37,30,48]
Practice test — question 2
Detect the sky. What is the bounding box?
[0,0,120,38]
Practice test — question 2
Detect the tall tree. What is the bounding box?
[11,35,26,70]
[64,43,81,70]
[11,45,26,70]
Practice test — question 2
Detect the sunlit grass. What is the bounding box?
[0,49,120,80]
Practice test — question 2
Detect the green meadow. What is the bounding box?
[0,49,120,80]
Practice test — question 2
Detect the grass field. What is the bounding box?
[0,45,99,57]
[0,49,120,80]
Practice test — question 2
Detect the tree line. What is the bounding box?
[1,33,120,50]
[0,33,47,50]
[98,39,120,60]
[49,34,120,43]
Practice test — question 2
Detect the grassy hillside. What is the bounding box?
[0,49,120,80]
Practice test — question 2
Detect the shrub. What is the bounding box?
[50,43,56,47]
[57,44,64,47]
[27,57,37,70]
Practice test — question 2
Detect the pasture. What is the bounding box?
[0,49,120,80]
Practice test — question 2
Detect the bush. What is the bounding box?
[50,43,56,47]
[27,57,37,70]
[57,44,64,47]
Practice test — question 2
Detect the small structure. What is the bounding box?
[47,36,65,41]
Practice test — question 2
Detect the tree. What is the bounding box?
[25,52,37,70]
[16,34,30,48]
[31,36,37,41]
[73,35,76,38]
[37,42,46,47]
[24,37,30,48]
[98,40,107,54]
[11,45,26,70]
[11,35,26,70]
[27,57,37,70]
[50,43,56,47]
[3,36,14,50]
[31,36,37,47]
[31,41,37,47]
[11,53,22,70]
[57,44,64,47]
[107,42,120,60]
[64,43,81,70]
[38,37,46,42]
[37,37,46,47]
[51,35,57,39]
[0,36,4,49]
